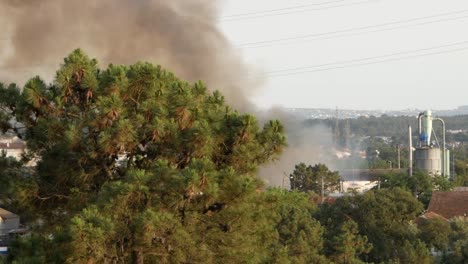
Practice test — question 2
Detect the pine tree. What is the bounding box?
[1,49,287,262]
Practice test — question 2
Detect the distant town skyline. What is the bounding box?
[220,0,468,110]
[281,105,468,120]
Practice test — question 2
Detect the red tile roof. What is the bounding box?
[422,211,447,220]
[415,211,447,225]
[427,191,468,219]
[312,196,338,205]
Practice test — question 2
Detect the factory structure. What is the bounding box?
[409,110,450,177]
[337,110,451,193]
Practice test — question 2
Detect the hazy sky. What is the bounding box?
[219,0,468,110]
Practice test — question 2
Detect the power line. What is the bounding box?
[266,40,468,74]
[269,47,468,77]
[239,9,468,48]
[3,39,468,77]
[241,15,468,48]
[267,47,468,77]
[220,0,378,21]
[4,44,468,78]
[264,41,468,77]
[221,0,346,18]
[4,42,468,74]
[5,14,468,49]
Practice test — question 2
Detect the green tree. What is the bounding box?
[289,163,340,195]
[316,188,429,263]
[0,82,21,134]
[442,217,468,264]
[418,216,451,251]
[256,189,328,264]
[453,159,468,186]
[378,170,452,207]
[328,220,372,264]
[1,49,287,263]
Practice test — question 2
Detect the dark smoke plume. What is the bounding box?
[0,0,333,187]
[0,0,258,110]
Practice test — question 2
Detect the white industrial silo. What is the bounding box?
[412,110,449,177]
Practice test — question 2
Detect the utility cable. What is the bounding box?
[220,0,378,21]
[239,9,468,48]
[221,0,346,18]
[266,40,468,74]
[4,43,468,74]
[263,41,468,77]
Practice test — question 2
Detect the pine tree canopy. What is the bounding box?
[0,49,290,263]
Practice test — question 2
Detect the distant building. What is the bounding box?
[0,208,20,236]
[0,208,23,254]
[341,181,377,193]
[426,190,468,219]
[0,137,37,166]
[375,136,392,144]
[447,129,465,134]
[338,168,406,193]
[418,211,447,221]
[414,211,447,227]
[334,149,351,159]
[454,187,468,192]
[0,137,26,160]
[311,195,338,205]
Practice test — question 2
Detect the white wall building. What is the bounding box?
[0,136,26,160]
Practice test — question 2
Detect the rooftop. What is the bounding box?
[0,142,26,150]
[415,211,447,226]
[0,208,19,220]
[427,190,468,219]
